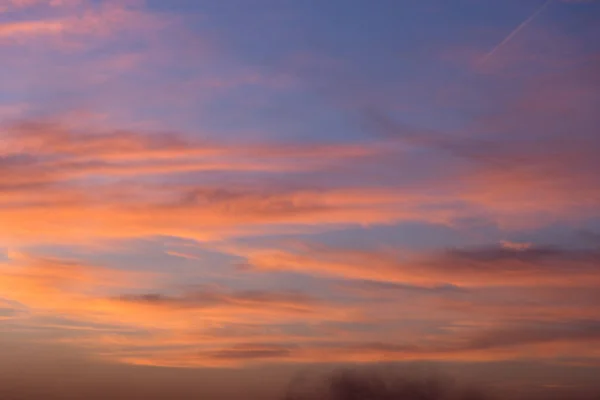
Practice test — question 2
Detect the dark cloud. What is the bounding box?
[445,246,564,262]
[436,245,600,275]
[118,288,317,311]
[248,241,600,287]
[342,279,465,294]
[264,319,600,362]
[0,307,18,318]
[135,319,600,366]
[356,320,600,354]
[283,367,489,400]
[283,366,600,400]
[462,320,600,351]
[209,343,295,360]
[443,245,600,264]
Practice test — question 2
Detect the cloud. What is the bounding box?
[499,240,531,251]
[462,320,600,351]
[1,120,411,245]
[0,252,352,366]
[7,119,372,160]
[1,119,373,178]
[325,320,600,361]
[0,184,426,245]
[118,289,319,315]
[209,343,294,360]
[101,284,357,334]
[241,242,600,287]
[0,1,159,42]
[429,245,600,286]
[2,248,599,369]
[477,0,552,68]
[0,306,21,320]
[103,317,600,367]
[0,0,599,377]
[0,0,80,10]
[367,76,600,184]
[327,38,600,227]
[0,0,198,125]
[0,20,65,37]
[3,51,600,247]
[0,251,154,315]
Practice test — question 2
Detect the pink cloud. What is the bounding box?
[239,242,600,287]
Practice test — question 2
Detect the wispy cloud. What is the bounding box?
[477,0,553,68]
[240,242,600,287]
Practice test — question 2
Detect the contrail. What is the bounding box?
[478,0,552,67]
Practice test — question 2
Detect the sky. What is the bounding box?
[1,0,600,399]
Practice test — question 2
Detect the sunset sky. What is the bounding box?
[1,0,600,399]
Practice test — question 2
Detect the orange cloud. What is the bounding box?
[0,122,454,246]
[98,321,600,368]
[239,243,600,287]
[0,186,451,247]
[0,251,154,315]
[0,252,358,364]
[0,20,64,37]
[500,240,532,251]
[0,0,80,9]
[3,77,600,246]
[0,0,164,49]
[2,249,599,368]
[0,120,376,184]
